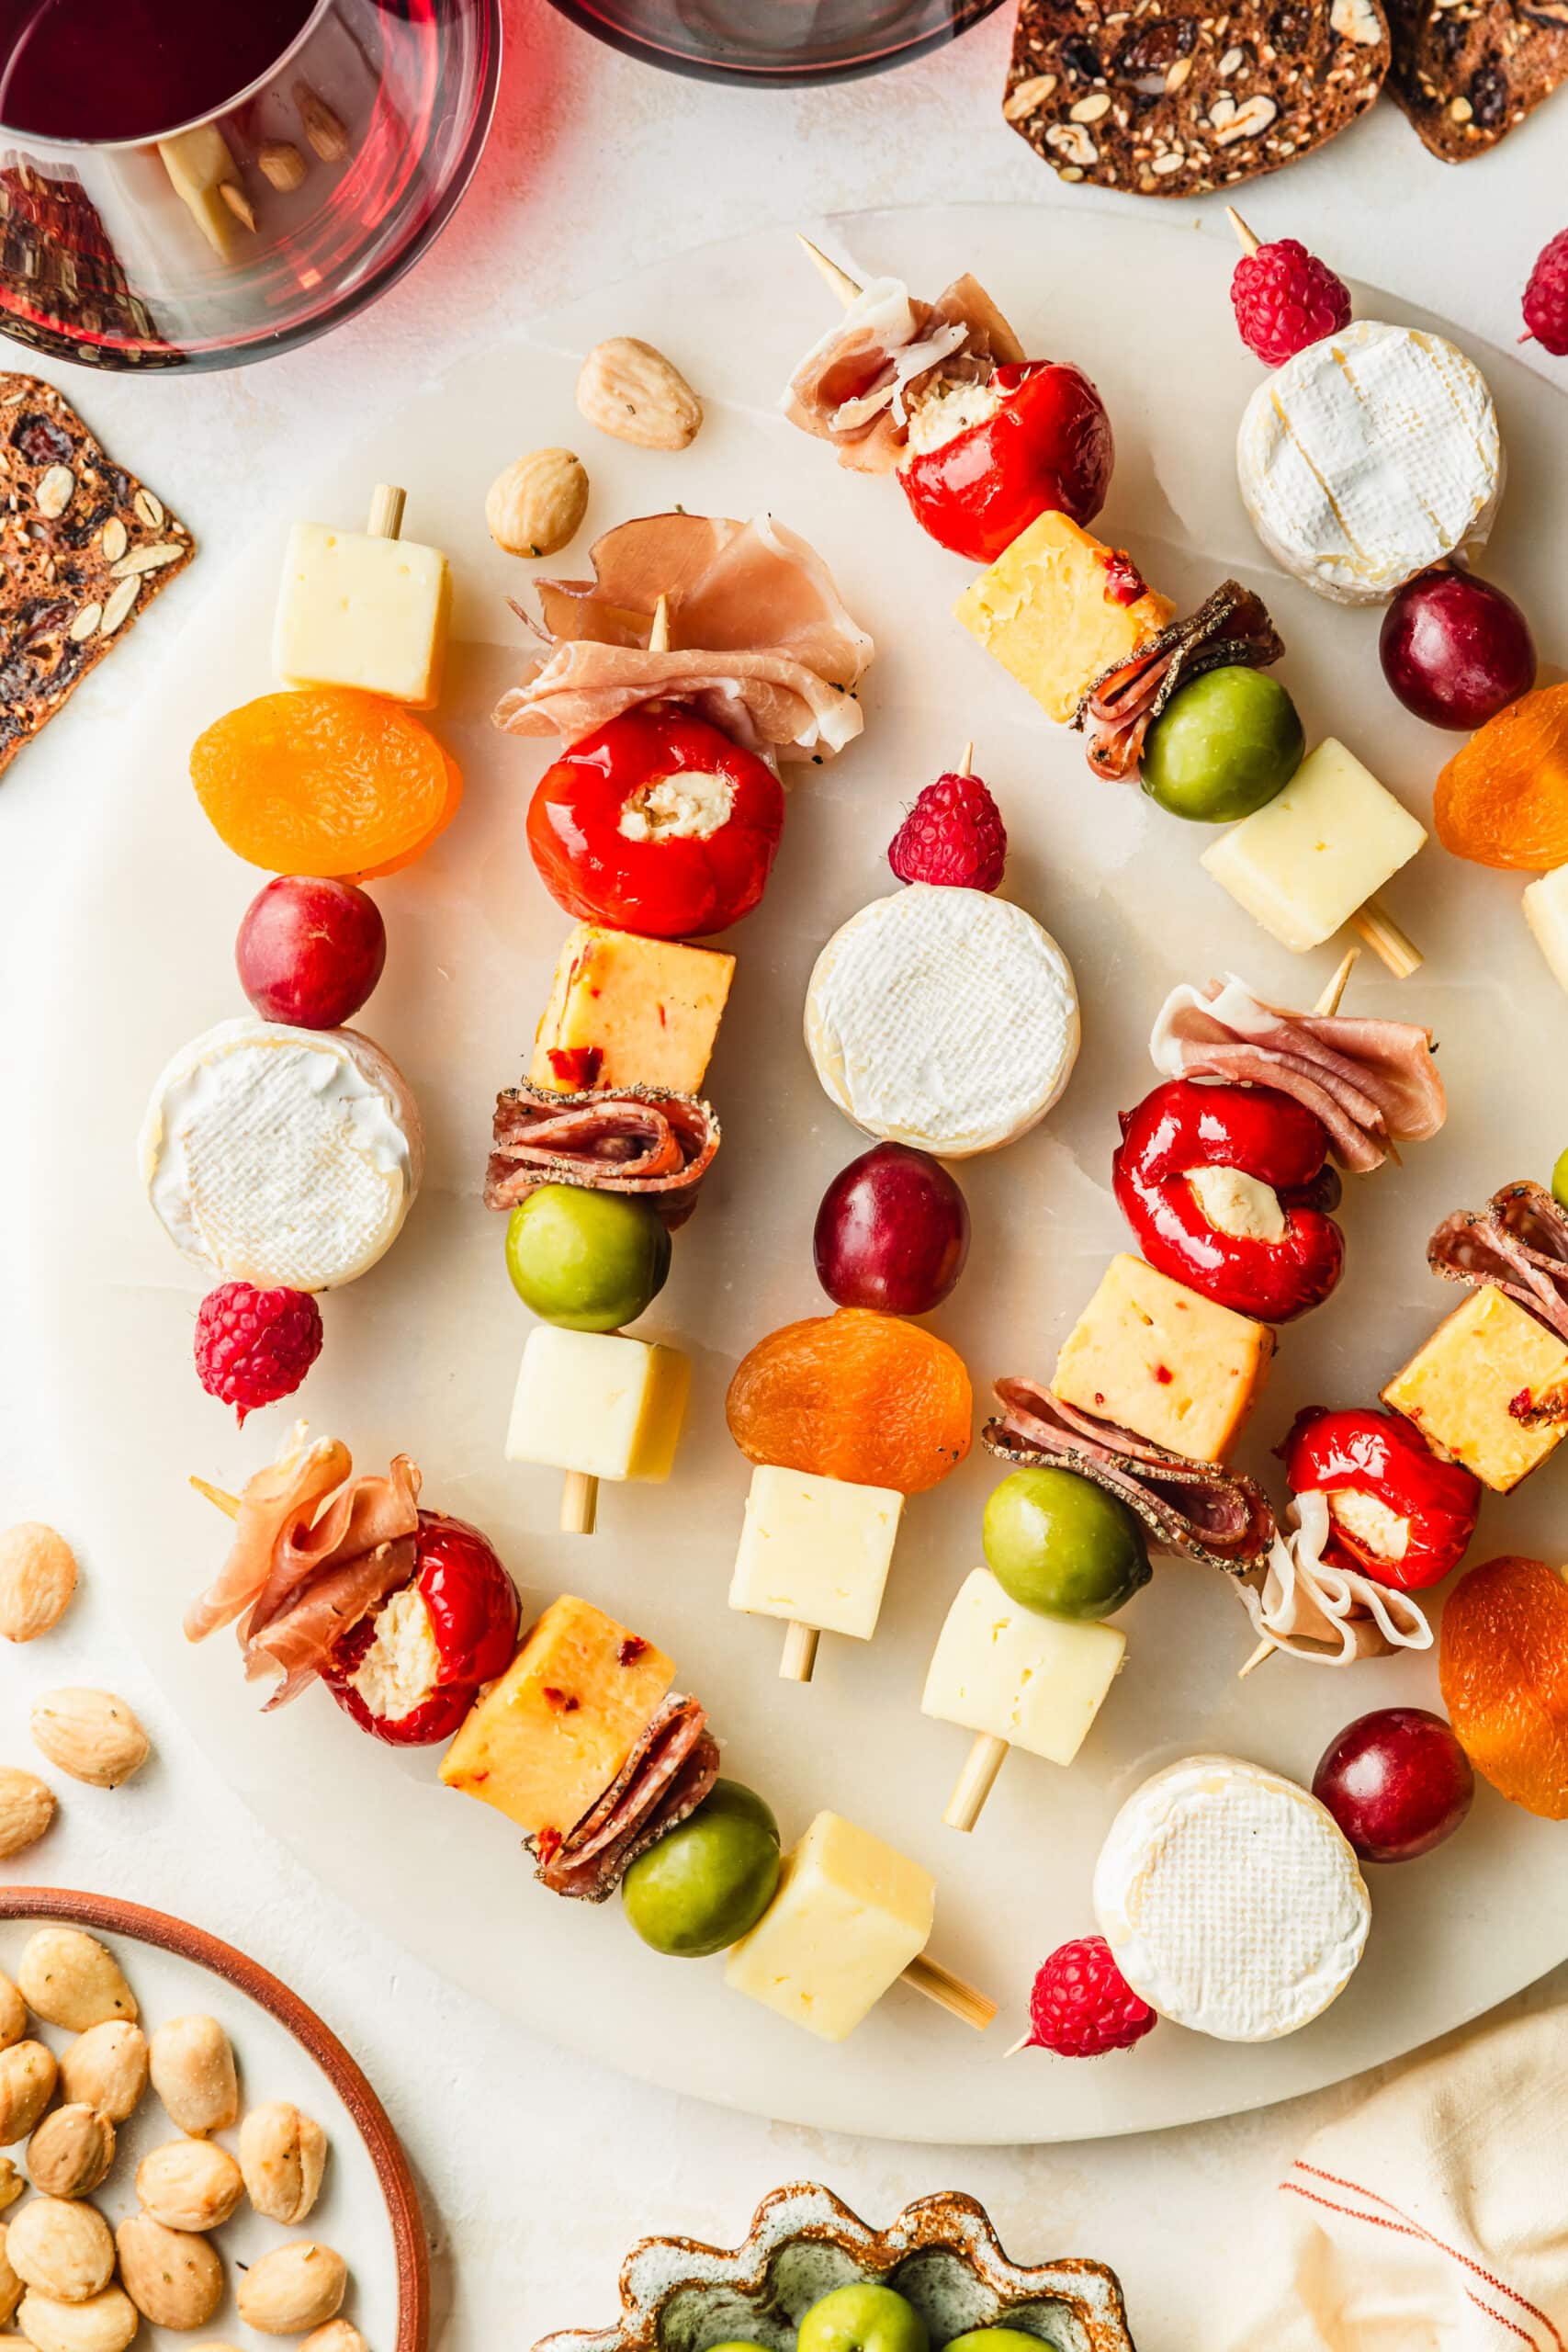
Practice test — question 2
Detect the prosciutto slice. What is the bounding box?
[184,1426,349,1644]
[1235,1492,1433,1667]
[1076,583,1284,782]
[783,272,1024,473]
[533,1696,720,1903]
[486,1082,719,1229]
[1150,976,1446,1174]
[1428,1181,1568,1353]
[493,514,873,761]
[983,1378,1275,1569]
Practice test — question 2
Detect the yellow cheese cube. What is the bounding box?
[1382,1288,1568,1493]
[921,1567,1126,1766]
[505,1327,690,1485]
[723,1811,933,2042]
[1201,738,1426,953]
[273,521,451,707]
[953,511,1174,725]
[1523,865,1568,997]
[1055,1253,1274,1463]
[728,1467,904,1642]
[158,125,244,260]
[440,1594,674,1839]
[531,924,735,1094]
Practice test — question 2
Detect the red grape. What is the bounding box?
[236,876,387,1028]
[1380,569,1536,731]
[813,1142,970,1314]
[1312,1706,1473,1864]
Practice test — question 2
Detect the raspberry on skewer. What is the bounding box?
[1226,208,1352,368]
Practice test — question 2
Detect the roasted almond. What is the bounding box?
[59,2025,146,2124]
[17,1931,136,2033]
[0,2044,57,2143]
[149,2017,235,2137]
[29,1692,149,1789]
[238,2101,326,2224]
[6,2199,114,2303]
[576,336,702,451]
[27,2108,115,2199]
[115,2216,222,2329]
[235,2243,345,2335]
[17,2286,138,2352]
[135,2141,242,2233]
[0,1523,77,1642]
[485,447,588,558]
[0,1774,54,1862]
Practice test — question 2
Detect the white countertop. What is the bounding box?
[2,3,1565,2344]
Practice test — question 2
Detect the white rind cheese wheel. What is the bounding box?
[139,1017,423,1291]
[1235,320,1503,606]
[804,883,1080,1158]
[1092,1752,1371,2042]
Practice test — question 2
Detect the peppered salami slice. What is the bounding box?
[1003,0,1389,196]
[1385,0,1568,158]
[533,1696,721,1903]
[486,1081,720,1229]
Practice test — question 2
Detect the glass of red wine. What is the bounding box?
[542,0,1005,83]
[0,0,500,370]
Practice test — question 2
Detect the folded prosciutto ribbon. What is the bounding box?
[782,271,1024,473]
[485,1080,719,1230]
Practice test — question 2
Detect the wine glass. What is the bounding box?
[542,0,1005,84]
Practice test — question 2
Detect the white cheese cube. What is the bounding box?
[723,1810,934,2042]
[158,125,244,260]
[1201,738,1426,952]
[1524,865,1568,997]
[921,1567,1126,1767]
[273,521,451,707]
[728,1467,904,1641]
[504,1327,690,1485]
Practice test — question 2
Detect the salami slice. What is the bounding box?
[1428,1181,1568,1347]
[533,1696,720,1903]
[1076,582,1284,783]
[486,1082,719,1230]
[983,1378,1276,1570]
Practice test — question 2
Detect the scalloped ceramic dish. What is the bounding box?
[538,2186,1135,2352]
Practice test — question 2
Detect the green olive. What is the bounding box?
[1553,1148,1568,1212]
[943,2333,1042,2352]
[982,1467,1150,1621]
[797,2286,929,2352]
[504,1183,670,1331]
[1140,666,1304,824]
[621,1780,781,1958]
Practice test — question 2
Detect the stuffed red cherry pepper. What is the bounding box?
[526,707,784,939]
[1284,1408,1481,1593]
[324,1511,520,1747]
[898,361,1114,563]
[1113,1079,1344,1324]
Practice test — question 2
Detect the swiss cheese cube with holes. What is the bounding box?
[439,1594,673,1838]
[723,1810,934,2042]
[1382,1288,1568,1494]
[530,923,735,1094]
[273,521,452,707]
[1054,1253,1274,1463]
[953,511,1174,725]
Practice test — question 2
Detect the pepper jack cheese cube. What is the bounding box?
[1201,738,1426,953]
[1054,1253,1273,1463]
[729,1466,904,1641]
[953,511,1174,725]
[505,1327,691,1485]
[921,1567,1126,1767]
[1382,1287,1568,1493]
[440,1594,674,1838]
[273,521,452,708]
[723,1810,934,2042]
[531,923,735,1095]
[1523,865,1568,997]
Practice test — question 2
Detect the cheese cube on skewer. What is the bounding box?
[1523,865,1568,997]
[273,521,451,707]
[1382,1288,1568,1493]
[723,1811,934,2042]
[1201,738,1426,953]
[922,1568,1126,1768]
[1054,1253,1273,1464]
[531,923,735,1095]
[505,1327,691,1485]
[729,1467,904,1642]
[953,511,1174,725]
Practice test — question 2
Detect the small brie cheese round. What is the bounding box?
[139,1017,423,1291]
[1093,1753,1371,2042]
[1236,320,1503,606]
[804,883,1080,1158]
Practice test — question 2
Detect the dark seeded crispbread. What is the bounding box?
[1004,0,1391,196]
[1385,0,1568,156]
[0,373,194,778]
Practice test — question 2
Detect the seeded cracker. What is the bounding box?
[1384,0,1568,158]
[0,374,194,778]
[1003,0,1390,195]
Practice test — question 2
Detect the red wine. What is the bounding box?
[0,0,317,141]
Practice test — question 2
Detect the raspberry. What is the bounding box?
[1018,1935,1157,2059]
[887,771,1007,891]
[194,1283,323,1424]
[1231,237,1352,367]
[1522,227,1568,357]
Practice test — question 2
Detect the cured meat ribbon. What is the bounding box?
[1429,1182,1568,1370]
[185,1426,422,1709]
[1075,582,1284,782]
[783,273,1024,473]
[1235,1492,1433,1668]
[486,1081,719,1230]
[1150,976,1446,1174]
[533,1695,720,1903]
[983,1378,1275,1571]
[493,514,873,761]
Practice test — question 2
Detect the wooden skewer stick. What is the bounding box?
[1226,206,1262,258]
[943,1732,1010,1833]
[189,1476,242,1521]
[796,233,862,309]
[958,740,975,776]
[1349,898,1422,978]
[779,1620,820,1684]
[366,482,406,542]
[901,1951,998,2031]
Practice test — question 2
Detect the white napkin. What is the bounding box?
[1228,2001,1568,2349]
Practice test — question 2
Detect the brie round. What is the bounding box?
[1093,1753,1371,2041]
[804,883,1080,1158]
[139,1018,423,1291]
[1236,321,1503,606]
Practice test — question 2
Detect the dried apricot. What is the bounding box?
[1434,682,1568,870]
[191,688,461,879]
[726,1307,972,1494]
[1438,1554,1568,1819]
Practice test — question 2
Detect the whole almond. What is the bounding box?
[30,1692,149,1789]
[59,2025,146,2124]
[0,2222,21,2325]
[0,1973,26,2051]
[236,2243,345,2335]
[17,1933,136,2033]
[238,2101,327,2224]
[0,2158,24,2212]
[17,2286,139,2352]
[300,2324,367,2352]
[7,2199,114,2302]
[0,2044,57,2143]
[27,2109,115,2199]
[148,2018,235,2137]
[0,1771,55,1861]
[484,447,588,558]
[115,2216,221,2329]
[576,336,701,451]
[0,1526,77,1643]
[134,2142,241,2233]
